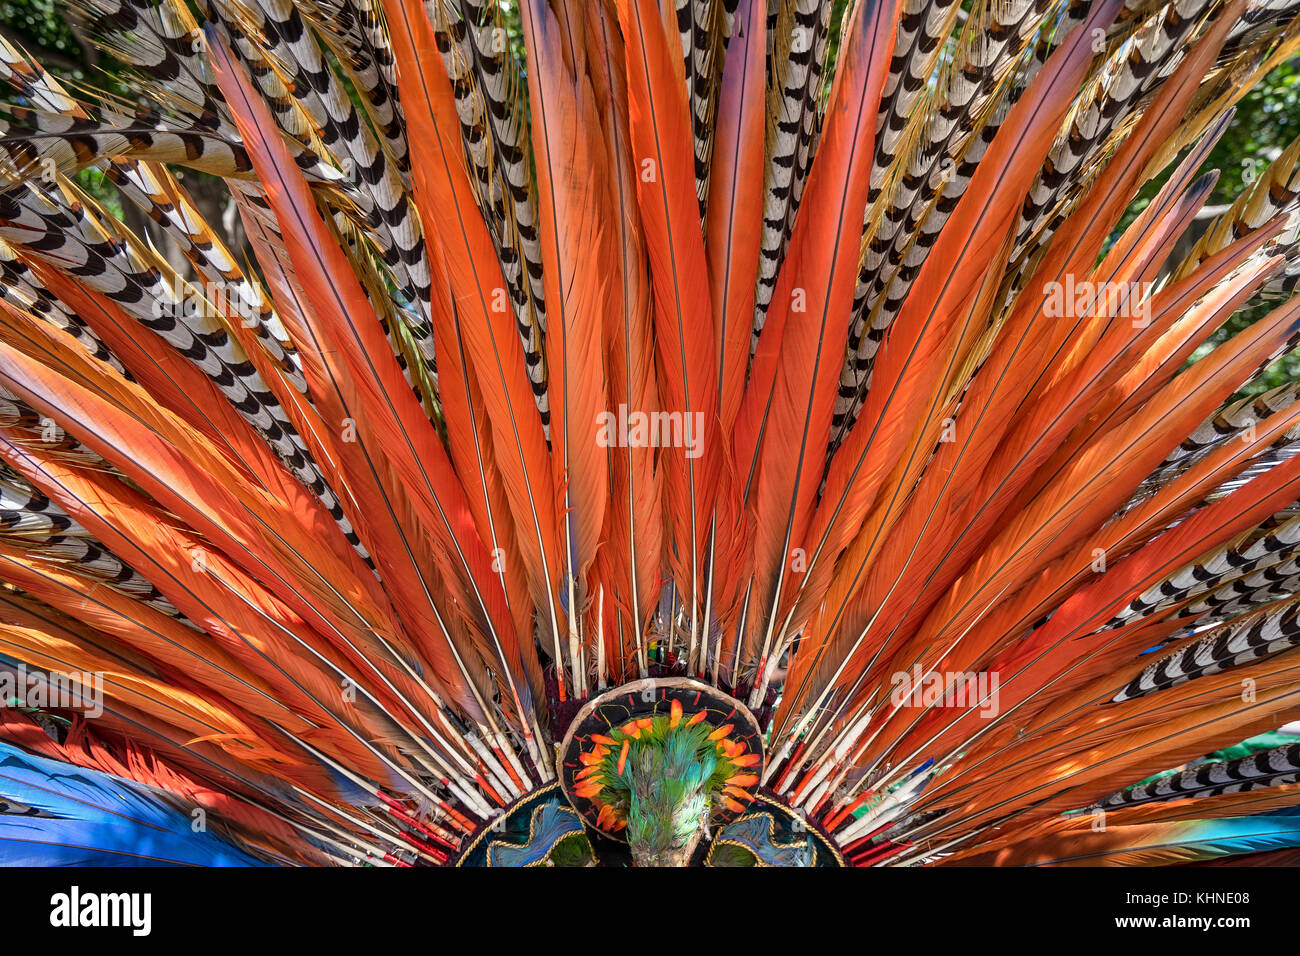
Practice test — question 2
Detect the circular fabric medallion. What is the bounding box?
[557,676,764,841]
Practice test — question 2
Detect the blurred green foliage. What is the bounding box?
[1202,57,1300,207]
[0,0,88,69]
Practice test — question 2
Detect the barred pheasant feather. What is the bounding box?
[0,0,1299,868]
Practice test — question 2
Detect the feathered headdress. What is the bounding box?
[0,0,1299,866]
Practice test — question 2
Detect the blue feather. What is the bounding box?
[0,742,266,866]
